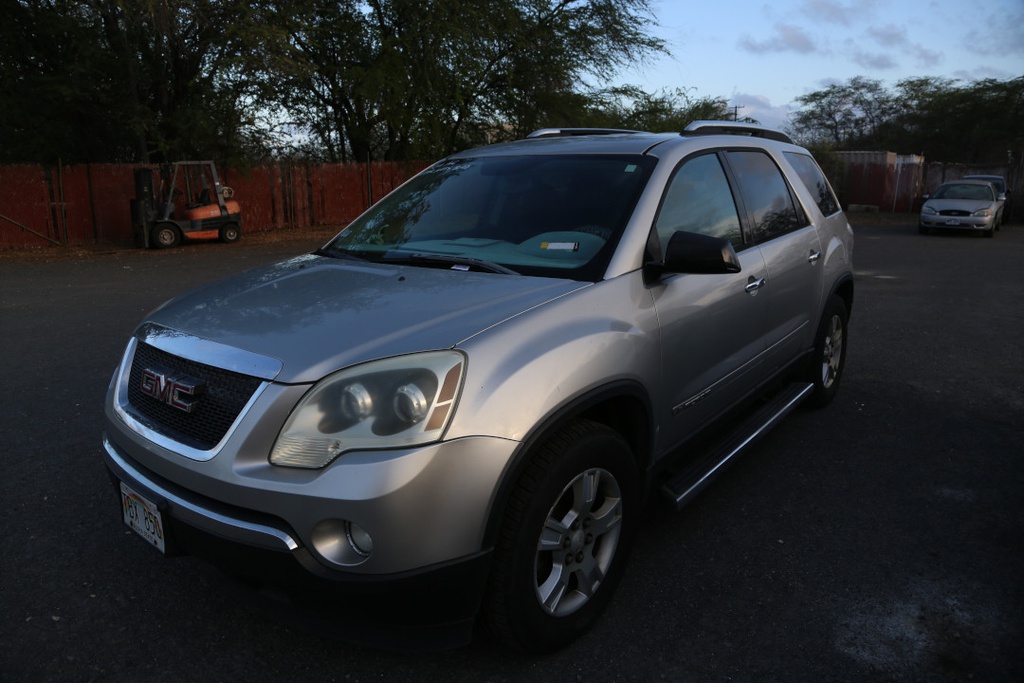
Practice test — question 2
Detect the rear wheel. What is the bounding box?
[151,224,180,249]
[804,295,848,409]
[485,419,638,652]
[219,223,241,243]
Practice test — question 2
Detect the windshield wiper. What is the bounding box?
[385,253,520,275]
[313,246,367,262]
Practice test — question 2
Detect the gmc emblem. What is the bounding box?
[140,366,205,413]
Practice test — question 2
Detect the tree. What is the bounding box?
[0,0,274,163]
[261,0,665,161]
[581,86,739,132]
[1,0,668,163]
[789,77,893,147]
[789,75,1024,163]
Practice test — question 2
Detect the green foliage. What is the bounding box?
[1,0,296,163]
[790,75,1024,163]
[261,0,666,161]
[579,86,741,132]
[0,0,668,163]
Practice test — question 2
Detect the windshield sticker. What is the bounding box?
[624,164,638,173]
[541,242,580,252]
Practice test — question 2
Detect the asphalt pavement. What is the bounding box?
[2,218,1022,682]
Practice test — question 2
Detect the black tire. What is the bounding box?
[219,223,241,243]
[485,419,638,652]
[918,224,929,235]
[151,224,180,249]
[804,295,849,409]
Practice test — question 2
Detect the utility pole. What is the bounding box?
[731,105,744,121]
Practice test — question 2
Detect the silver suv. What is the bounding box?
[103,122,854,651]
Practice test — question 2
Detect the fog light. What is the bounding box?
[311,519,373,566]
[345,521,374,557]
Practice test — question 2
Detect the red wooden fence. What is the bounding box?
[0,161,429,250]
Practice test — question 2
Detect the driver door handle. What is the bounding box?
[808,250,821,264]
[745,276,766,294]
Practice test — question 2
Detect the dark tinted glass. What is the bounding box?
[726,151,804,242]
[327,155,655,281]
[655,153,743,249]
[785,152,841,216]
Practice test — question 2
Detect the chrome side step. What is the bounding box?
[661,382,813,511]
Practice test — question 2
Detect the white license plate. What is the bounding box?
[945,219,960,226]
[120,482,166,554]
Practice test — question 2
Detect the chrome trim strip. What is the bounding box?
[138,323,283,380]
[103,436,299,552]
[113,337,271,462]
[672,352,766,415]
[666,383,813,507]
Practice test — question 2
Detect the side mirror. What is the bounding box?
[997,192,1007,201]
[645,231,742,279]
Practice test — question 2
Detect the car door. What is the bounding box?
[648,152,772,449]
[724,149,824,371]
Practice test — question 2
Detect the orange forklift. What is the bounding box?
[131,161,242,248]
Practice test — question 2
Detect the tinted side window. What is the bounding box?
[725,151,804,242]
[655,153,744,250]
[784,152,841,216]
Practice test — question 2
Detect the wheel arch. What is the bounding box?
[829,273,855,319]
[480,381,653,549]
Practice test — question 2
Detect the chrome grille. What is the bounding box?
[126,342,262,450]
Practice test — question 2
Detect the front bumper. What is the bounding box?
[103,434,493,647]
[919,215,994,230]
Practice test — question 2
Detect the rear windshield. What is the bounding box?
[324,154,656,281]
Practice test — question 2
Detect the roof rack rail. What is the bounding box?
[682,121,793,144]
[527,128,647,139]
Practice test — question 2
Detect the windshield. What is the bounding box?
[934,183,994,201]
[324,154,656,281]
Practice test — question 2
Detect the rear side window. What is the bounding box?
[725,150,805,243]
[785,152,841,217]
[655,153,744,250]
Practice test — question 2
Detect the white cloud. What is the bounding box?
[909,44,943,68]
[851,50,898,70]
[868,24,908,47]
[801,0,878,27]
[965,8,1024,56]
[739,23,820,55]
[730,92,793,130]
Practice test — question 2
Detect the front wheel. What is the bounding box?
[219,223,241,243]
[804,295,849,409]
[485,419,638,652]
[151,224,180,249]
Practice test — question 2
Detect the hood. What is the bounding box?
[145,254,587,383]
[923,198,995,212]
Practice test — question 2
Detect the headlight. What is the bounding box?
[972,208,992,217]
[921,205,937,216]
[270,351,465,468]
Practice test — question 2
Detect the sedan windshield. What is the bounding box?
[934,184,994,201]
[324,154,656,281]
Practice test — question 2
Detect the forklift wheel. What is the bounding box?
[219,223,241,243]
[152,224,181,249]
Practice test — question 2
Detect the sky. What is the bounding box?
[617,0,1024,130]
